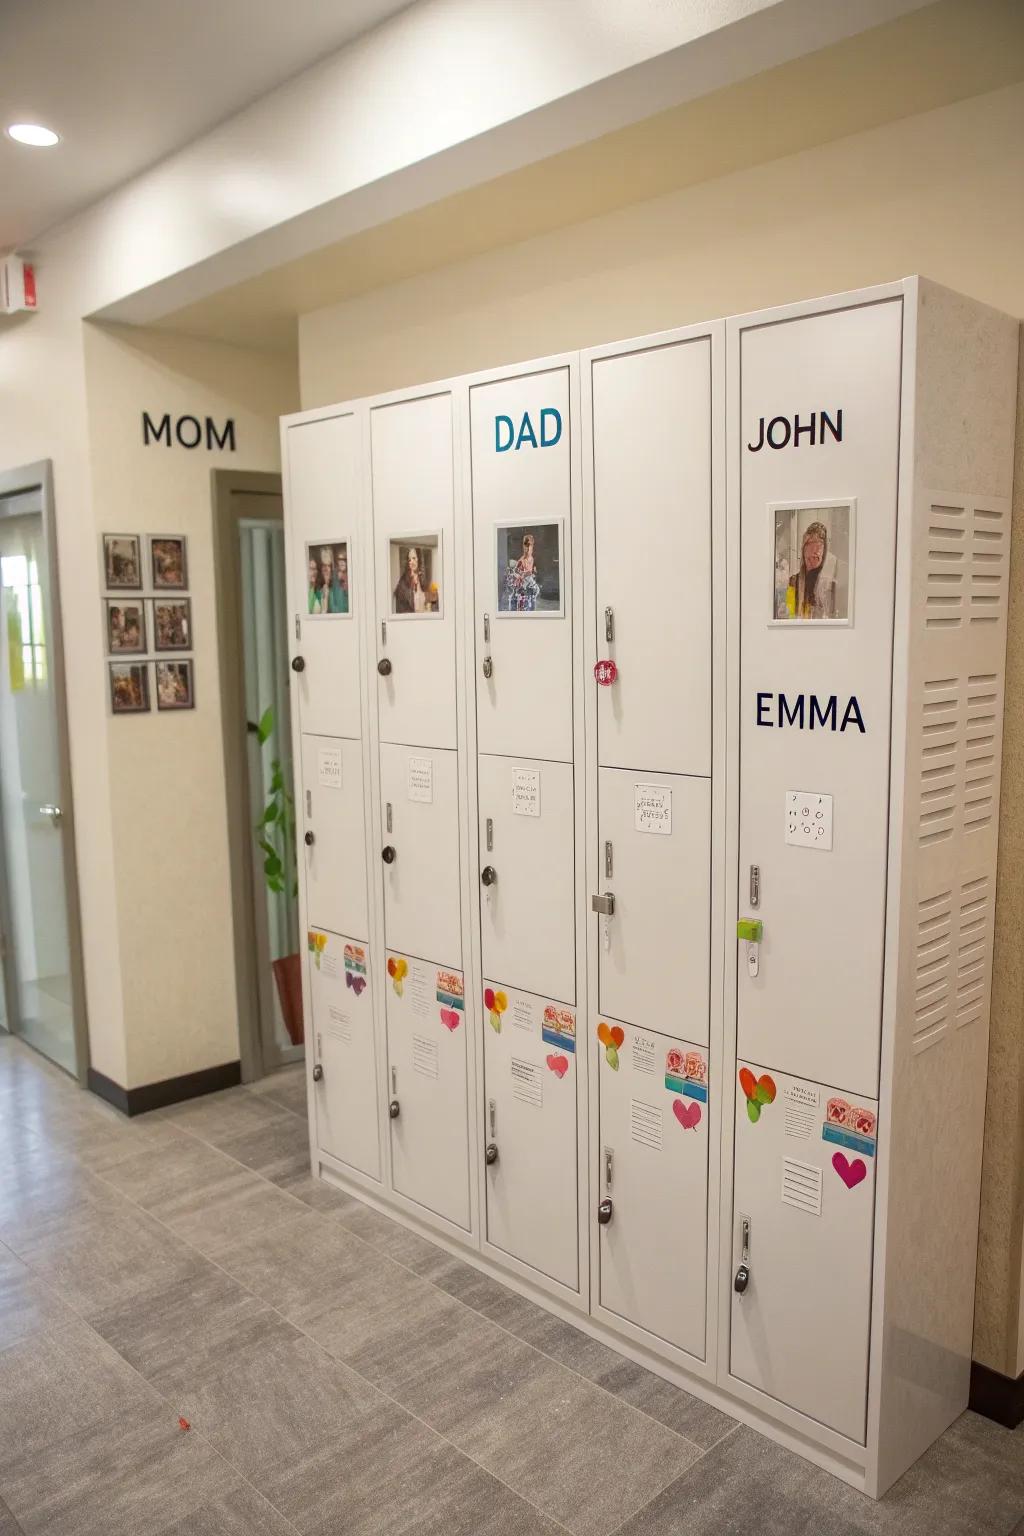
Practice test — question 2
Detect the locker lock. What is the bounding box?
[291,655,305,673]
[734,1264,750,1295]
[389,1098,400,1119]
[597,1198,613,1226]
[312,1063,323,1083]
[485,1142,499,1165]
[382,845,396,865]
[304,831,315,847]
[591,892,615,917]
[481,865,497,888]
[737,917,762,979]
[482,656,493,680]
[377,657,392,677]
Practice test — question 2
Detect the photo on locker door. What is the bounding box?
[770,501,854,625]
[103,533,142,590]
[389,534,441,617]
[105,599,146,655]
[155,659,194,711]
[152,598,191,651]
[108,661,150,714]
[305,539,351,616]
[494,520,563,616]
[150,535,189,590]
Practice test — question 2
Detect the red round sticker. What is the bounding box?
[593,658,618,687]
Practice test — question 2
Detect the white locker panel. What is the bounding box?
[477,755,575,1006]
[470,367,573,763]
[379,742,462,968]
[371,393,457,750]
[736,299,902,1097]
[299,734,368,941]
[592,337,712,776]
[730,1062,876,1443]
[386,955,470,1230]
[597,768,711,1044]
[308,932,379,1180]
[597,1024,709,1359]
[483,984,579,1290]
[286,414,362,741]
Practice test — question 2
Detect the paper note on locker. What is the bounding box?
[320,950,339,980]
[781,1157,823,1216]
[317,746,342,789]
[326,1004,352,1045]
[630,1099,663,1151]
[511,1057,543,1108]
[631,1034,657,1076]
[784,1082,818,1140]
[511,994,536,1033]
[634,784,672,835]
[408,962,431,1019]
[412,1035,439,1079]
[512,768,541,818]
[407,756,434,803]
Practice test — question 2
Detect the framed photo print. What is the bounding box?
[106,599,146,655]
[389,533,441,618]
[769,500,855,627]
[150,535,188,590]
[156,659,195,711]
[494,520,563,616]
[305,539,351,617]
[109,662,150,714]
[152,597,192,652]
[103,534,142,590]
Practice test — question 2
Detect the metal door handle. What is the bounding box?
[734,1264,750,1294]
[304,831,315,847]
[481,865,497,887]
[39,804,63,825]
[312,1063,323,1083]
[377,657,392,676]
[382,845,396,865]
[291,656,305,673]
[598,1198,613,1225]
[482,656,493,680]
[591,891,615,917]
[485,1143,499,1165]
[389,1098,400,1119]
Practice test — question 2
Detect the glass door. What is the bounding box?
[0,488,79,1075]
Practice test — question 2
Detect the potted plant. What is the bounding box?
[255,707,304,1045]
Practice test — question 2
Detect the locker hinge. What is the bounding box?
[294,614,301,641]
[604,1146,613,1189]
[604,606,615,643]
[604,840,613,878]
[486,818,494,852]
[305,789,312,818]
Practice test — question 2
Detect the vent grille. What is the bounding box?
[956,877,990,1029]
[781,1157,823,1216]
[918,678,958,846]
[964,674,998,833]
[917,674,1001,848]
[970,506,1007,627]
[925,502,966,629]
[913,890,953,1051]
[923,496,1008,634]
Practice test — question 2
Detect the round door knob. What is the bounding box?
[597,1198,613,1226]
[381,845,396,865]
[312,1063,323,1083]
[734,1264,750,1295]
[291,655,305,673]
[389,1099,400,1119]
[377,657,392,676]
[481,865,497,888]
[485,1142,499,1166]
[482,656,493,680]
[304,831,315,847]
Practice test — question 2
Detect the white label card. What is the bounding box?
[317,746,342,789]
[510,994,535,1033]
[511,1057,543,1108]
[634,785,672,836]
[784,1084,818,1140]
[407,756,434,804]
[631,1035,657,1076]
[512,769,541,818]
[320,950,339,980]
[408,962,431,1020]
[412,1035,439,1079]
[326,1004,352,1045]
[630,1099,663,1151]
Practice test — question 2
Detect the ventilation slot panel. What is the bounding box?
[781,1158,823,1217]
[913,890,952,1052]
[918,679,958,846]
[925,502,966,629]
[956,877,991,1029]
[970,505,1007,628]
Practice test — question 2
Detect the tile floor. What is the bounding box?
[1,1032,1022,1535]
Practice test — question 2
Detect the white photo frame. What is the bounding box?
[767,498,856,629]
[304,536,353,620]
[493,518,565,619]
[387,530,443,620]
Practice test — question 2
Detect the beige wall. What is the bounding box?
[82,325,298,1087]
[297,81,1024,1373]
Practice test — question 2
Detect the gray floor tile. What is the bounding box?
[216,1116,311,1183]
[158,1088,292,1147]
[0,1318,160,1461]
[0,1493,20,1536]
[0,1404,235,1536]
[157,1484,300,1535]
[0,1252,76,1350]
[213,1208,368,1316]
[96,1136,258,1214]
[274,1170,357,1212]
[154,1172,309,1259]
[88,1265,302,1398]
[249,1070,308,1119]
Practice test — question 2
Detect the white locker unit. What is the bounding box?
[379,741,462,969]
[300,734,368,941]
[308,932,380,1181]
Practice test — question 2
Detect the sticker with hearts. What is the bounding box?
[546,1054,569,1079]
[439,1007,461,1032]
[832,1152,867,1189]
[597,1021,625,1070]
[739,1066,777,1123]
[387,955,408,996]
[484,987,507,1033]
[672,1099,701,1131]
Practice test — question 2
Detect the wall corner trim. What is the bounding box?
[969,1361,1024,1429]
[87,1060,242,1117]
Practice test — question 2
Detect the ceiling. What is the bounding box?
[0,0,413,251]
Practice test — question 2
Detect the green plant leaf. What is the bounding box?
[263,854,282,880]
[258,804,278,827]
[257,706,274,745]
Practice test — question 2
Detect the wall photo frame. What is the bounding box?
[103,534,143,590]
[156,659,195,711]
[152,597,192,651]
[150,535,189,590]
[106,599,146,655]
[109,662,150,714]
[305,538,351,616]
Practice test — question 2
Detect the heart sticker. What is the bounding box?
[439,1007,461,1032]
[609,1026,624,1049]
[597,1022,612,1046]
[672,1099,701,1131]
[738,1067,777,1123]
[832,1153,867,1190]
[546,1054,569,1079]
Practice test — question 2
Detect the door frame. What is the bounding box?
[0,459,90,1083]
[212,467,296,1083]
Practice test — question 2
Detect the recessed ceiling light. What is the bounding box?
[6,123,60,147]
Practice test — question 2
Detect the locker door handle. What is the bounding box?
[597,1198,613,1225]
[304,831,315,847]
[382,845,396,864]
[291,655,305,673]
[734,1264,750,1295]
[389,1099,400,1119]
[485,1142,499,1165]
[377,657,392,676]
[312,1063,323,1083]
[591,892,615,917]
[481,865,497,888]
[482,656,493,680]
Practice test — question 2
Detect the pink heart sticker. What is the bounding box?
[832,1152,867,1189]
[672,1099,701,1131]
[546,1054,569,1079]
[439,1007,461,1032]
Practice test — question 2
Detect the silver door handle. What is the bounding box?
[39,805,63,825]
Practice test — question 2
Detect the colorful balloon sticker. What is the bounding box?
[739,1066,776,1123]
[387,955,408,997]
[484,987,507,1033]
[307,930,328,969]
[597,1022,625,1071]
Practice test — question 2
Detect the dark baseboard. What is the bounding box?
[87,1059,242,1118]
[969,1361,1024,1429]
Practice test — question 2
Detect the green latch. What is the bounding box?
[736,918,763,943]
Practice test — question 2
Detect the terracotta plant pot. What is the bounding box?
[271,952,304,1046]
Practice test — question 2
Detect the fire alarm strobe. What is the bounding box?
[1,255,37,314]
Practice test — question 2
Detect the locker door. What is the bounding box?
[597,768,710,1044]
[371,393,457,751]
[483,985,578,1290]
[386,955,470,1230]
[477,755,575,1006]
[299,735,368,941]
[286,414,362,741]
[592,337,712,776]
[597,1025,708,1359]
[308,932,379,1180]
[736,300,902,1097]
[379,742,461,968]
[729,1064,876,1443]
[471,367,573,763]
